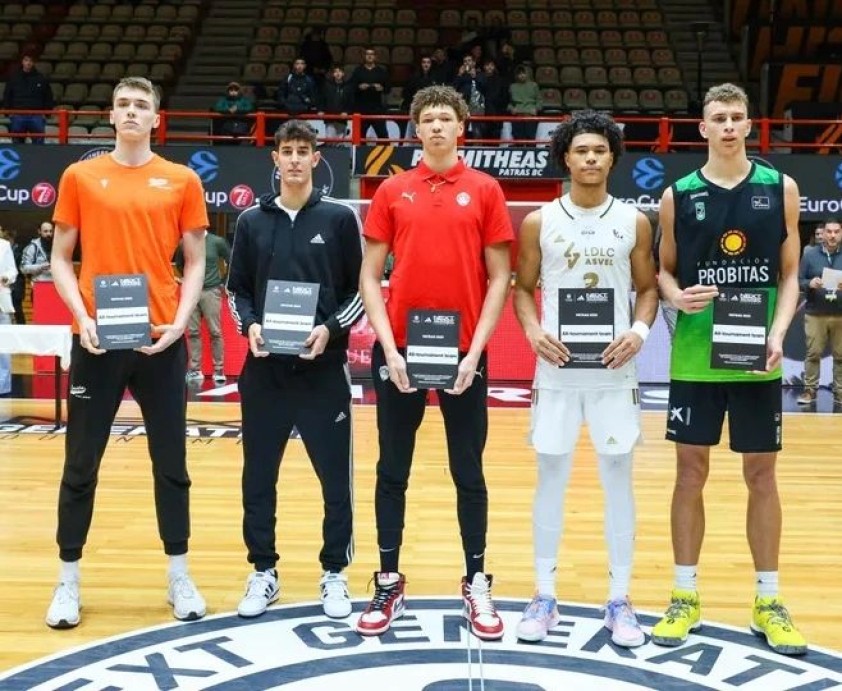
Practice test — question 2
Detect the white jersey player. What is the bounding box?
[513,110,658,647]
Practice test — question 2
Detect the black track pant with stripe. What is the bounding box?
[371,342,489,562]
[239,353,354,573]
[58,336,190,562]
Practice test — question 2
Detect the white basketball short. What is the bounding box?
[530,387,642,455]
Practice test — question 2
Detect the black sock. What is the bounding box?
[465,549,485,581]
[379,546,400,573]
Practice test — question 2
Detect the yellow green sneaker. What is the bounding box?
[751,596,808,655]
[651,589,701,646]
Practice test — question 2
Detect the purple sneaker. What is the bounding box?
[516,594,560,642]
[604,597,645,647]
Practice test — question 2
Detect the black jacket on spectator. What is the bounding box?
[320,80,353,114]
[4,67,53,110]
[277,72,317,114]
[482,72,509,115]
[401,70,439,113]
[348,65,389,114]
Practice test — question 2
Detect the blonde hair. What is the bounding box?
[112,76,160,111]
[703,83,749,112]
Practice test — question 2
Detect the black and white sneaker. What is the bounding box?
[237,569,279,618]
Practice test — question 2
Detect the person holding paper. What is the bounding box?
[47,77,209,629]
[654,83,806,654]
[512,110,658,646]
[0,228,17,395]
[796,218,842,406]
[356,85,513,640]
[225,120,364,620]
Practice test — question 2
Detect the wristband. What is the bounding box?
[630,320,650,342]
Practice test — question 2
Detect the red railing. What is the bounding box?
[1,108,840,153]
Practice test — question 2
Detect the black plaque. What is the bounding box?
[710,287,768,370]
[94,274,151,350]
[261,280,320,355]
[405,309,460,389]
[558,288,614,368]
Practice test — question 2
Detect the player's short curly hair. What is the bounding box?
[410,85,469,124]
[549,109,624,176]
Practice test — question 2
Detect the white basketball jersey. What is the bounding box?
[535,194,639,390]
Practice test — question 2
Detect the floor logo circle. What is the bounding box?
[2,599,841,689]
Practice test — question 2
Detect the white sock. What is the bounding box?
[168,554,188,579]
[597,453,636,601]
[756,571,779,597]
[60,560,80,584]
[674,564,698,592]
[533,453,573,598]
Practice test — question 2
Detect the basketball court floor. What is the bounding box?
[0,371,840,689]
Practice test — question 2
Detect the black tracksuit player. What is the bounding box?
[226,121,364,619]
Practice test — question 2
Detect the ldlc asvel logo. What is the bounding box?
[2,599,841,690]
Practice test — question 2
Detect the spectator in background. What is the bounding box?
[497,40,519,84]
[796,218,842,406]
[453,54,487,140]
[481,58,509,141]
[300,27,333,89]
[810,222,824,247]
[349,49,389,141]
[320,65,353,142]
[21,221,54,283]
[400,55,438,141]
[4,54,53,144]
[459,16,483,54]
[212,81,254,143]
[7,228,26,324]
[430,47,455,84]
[484,15,512,60]
[176,231,231,385]
[277,58,318,117]
[509,65,541,144]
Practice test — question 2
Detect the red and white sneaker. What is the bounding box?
[462,572,504,640]
[355,572,406,636]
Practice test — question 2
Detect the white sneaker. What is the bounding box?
[167,573,206,621]
[238,569,279,618]
[46,581,81,629]
[212,372,226,384]
[320,571,352,618]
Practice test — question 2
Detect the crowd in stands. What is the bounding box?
[214,23,548,143]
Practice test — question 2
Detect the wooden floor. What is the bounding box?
[0,398,840,673]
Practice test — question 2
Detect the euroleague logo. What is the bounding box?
[2,599,841,690]
[0,146,56,206]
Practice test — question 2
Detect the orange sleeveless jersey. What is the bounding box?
[53,153,209,332]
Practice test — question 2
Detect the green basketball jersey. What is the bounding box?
[670,163,785,382]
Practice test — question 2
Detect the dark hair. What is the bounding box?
[274,120,318,148]
[549,109,625,174]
